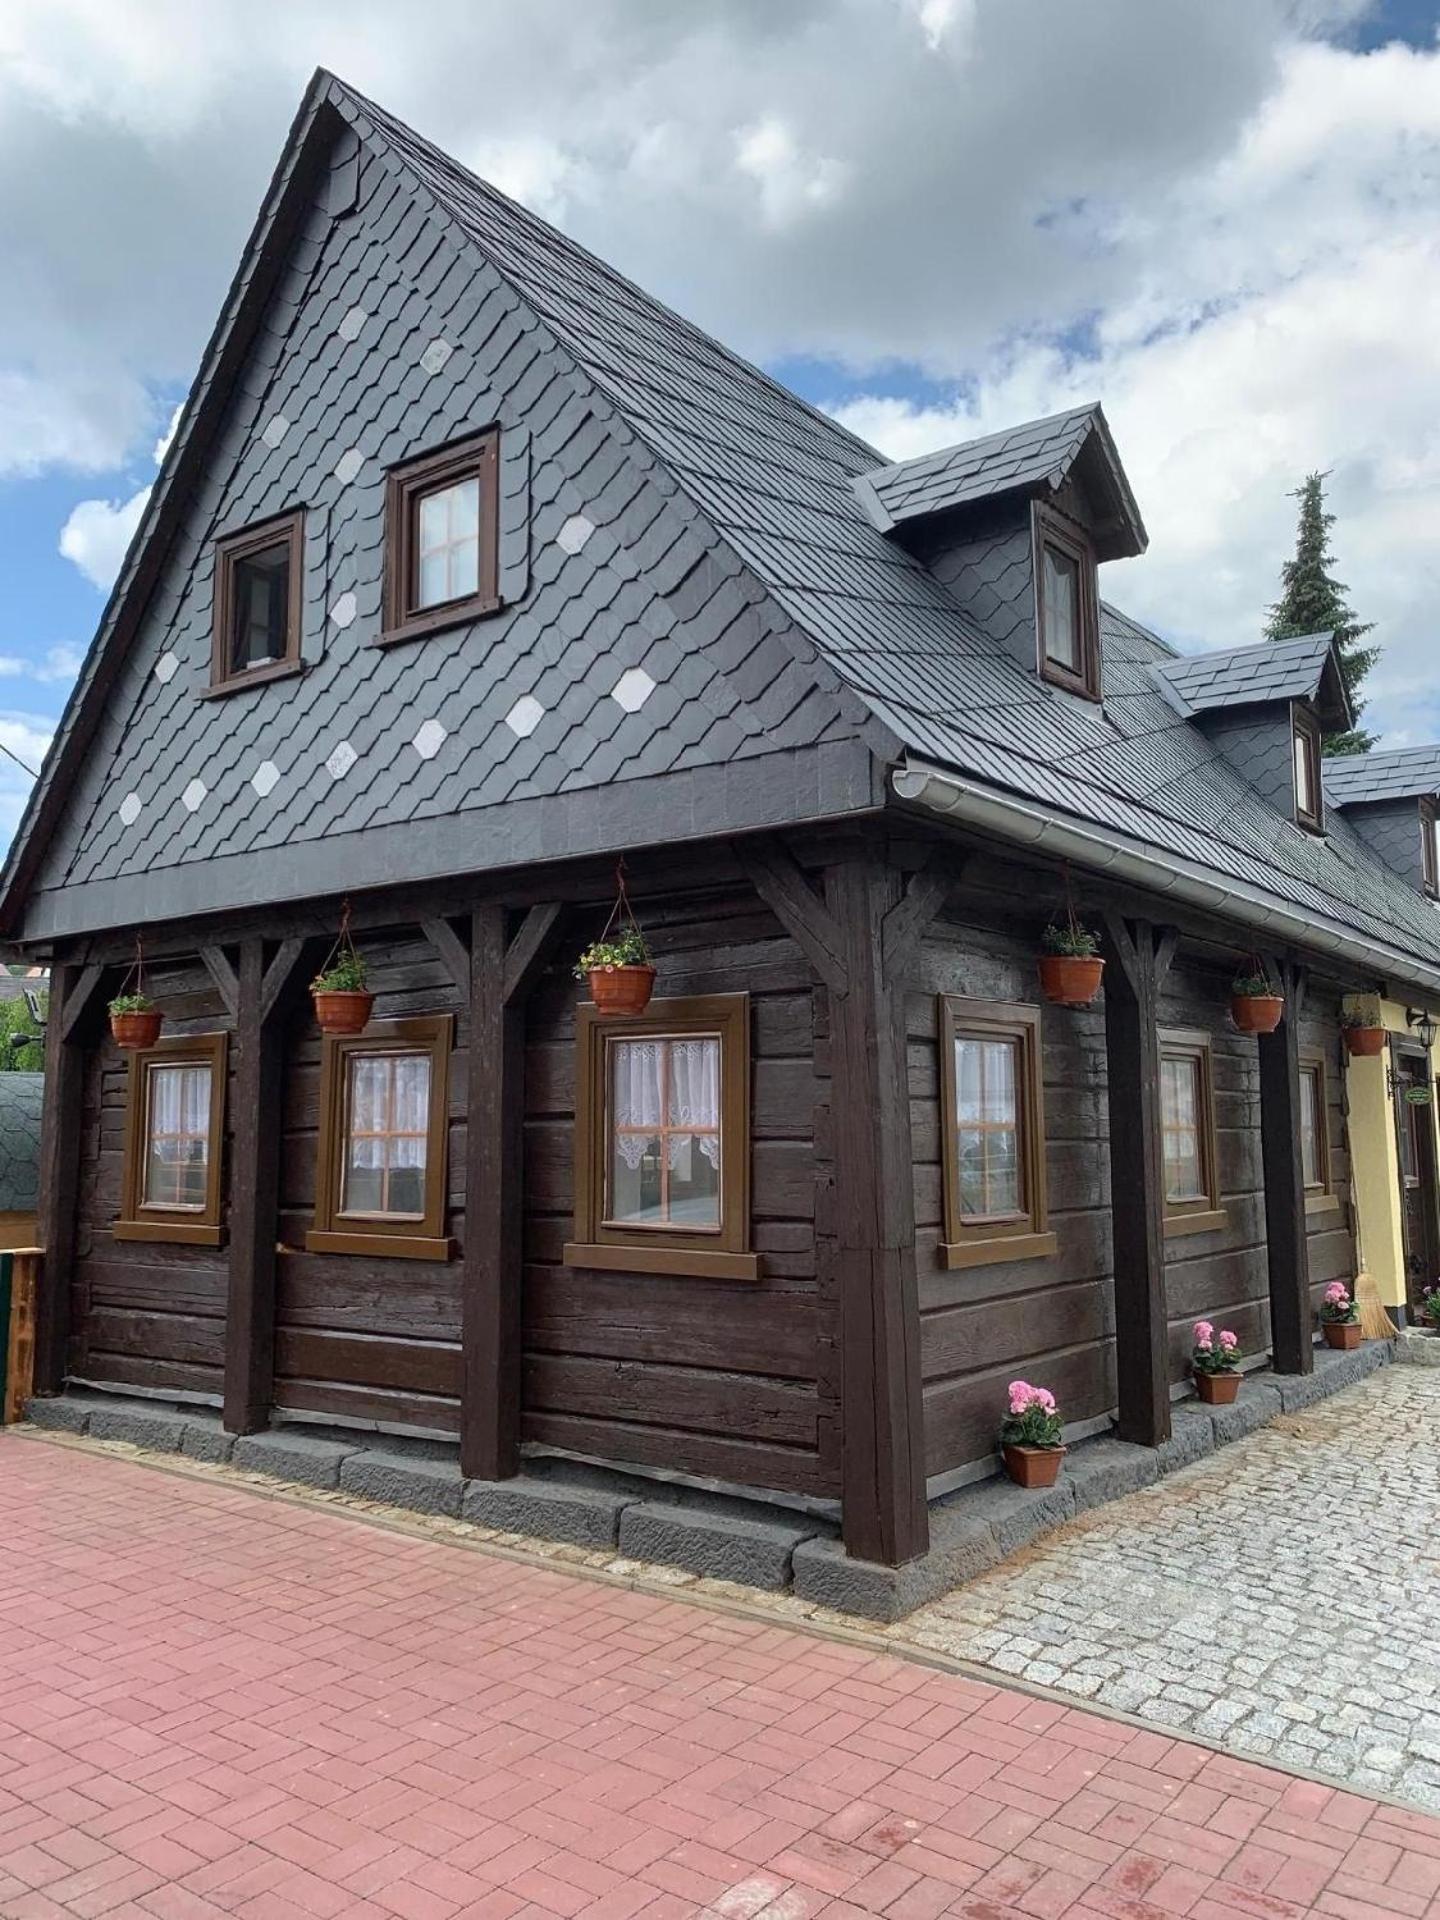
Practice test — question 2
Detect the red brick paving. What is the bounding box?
[0,1436,1436,1920]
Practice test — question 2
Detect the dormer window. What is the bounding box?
[1422,799,1439,898]
[1292,708,1324,832]
[1033,503,1100,702]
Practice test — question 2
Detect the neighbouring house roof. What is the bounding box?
[853,403,1147,561]
[3,71,1440,999]
[0,1073,42,1215]
[1151,633,1352,730]
[1324,746,1440,807]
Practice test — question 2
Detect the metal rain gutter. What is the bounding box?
[891,757,1440,1005]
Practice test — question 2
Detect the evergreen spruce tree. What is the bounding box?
[1266,471,1378,755]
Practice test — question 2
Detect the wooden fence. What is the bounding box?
[1,1249,38,1423]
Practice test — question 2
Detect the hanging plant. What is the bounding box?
[576,860,655,1017]
[109,937,162,1050]
[311,902,374,1035]
[1037,873,1104,1009]
[1341,1007,1386,1058]
[1230,960,1284,1035]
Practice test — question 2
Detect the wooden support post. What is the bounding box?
[1101,915,1173,1448]
[34,961,107,1395]
[224,936,310,1433]
[462,903,563,1482]
[824,854,928,1567]
[1259,960,1312,1375]
[3,1250,38,1423]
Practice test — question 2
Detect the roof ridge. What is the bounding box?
[859,400,1099,484]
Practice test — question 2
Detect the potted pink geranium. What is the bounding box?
[1000,1380,1065,1488]
[1191,1320,1242,1404]
[1320,1281,1361,1349]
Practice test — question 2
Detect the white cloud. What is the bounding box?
[152,398,184,466]
[0,644,85,685]
[58,486,150,590]
[733,117,848,228]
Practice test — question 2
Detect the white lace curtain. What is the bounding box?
[611,1037,720,1170]
[149,1064,211,1148]
[347,1054,430,1170]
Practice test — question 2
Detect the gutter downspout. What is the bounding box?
[892,757,1440,1006]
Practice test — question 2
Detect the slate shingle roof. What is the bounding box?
[1325,746,1440,806]
[1152,632,1350,727]
[0,1073,42,1215]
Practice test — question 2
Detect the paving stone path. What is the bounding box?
[899,1363,1440,1810]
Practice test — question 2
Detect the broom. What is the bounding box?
[1352,1210,1400,1341]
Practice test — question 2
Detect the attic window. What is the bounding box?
[381,430,500,646]
[1293,709,1324,832]
[1422,799,1439,898]
[209,511,304,694]
[1032,503,1100,701]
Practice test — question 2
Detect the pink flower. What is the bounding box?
[1035,1389,1056,1414]
[1193,1320,1214,1350]
[1219,1330,1238,1351]
[1007,1380,1033,1416]
[1324,1282,1349,1306]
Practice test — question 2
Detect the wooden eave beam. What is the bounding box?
[735,839,849,993]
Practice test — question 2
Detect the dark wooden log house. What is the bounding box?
[8,73,1440,1573]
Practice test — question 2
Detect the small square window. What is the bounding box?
[1293,709,1324,832]
[383,431,500,646]
[210,512,304,695]
[1159,1031,1225,1235]
[1033,503,1100,701]
[1421,799,1438,898]
[937,997,1055,1270]
[116,1033,227,1245]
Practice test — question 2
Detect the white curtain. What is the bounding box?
[611,1037,720,1168]
[150,1064,210,1147]
[348,1053,429,1170]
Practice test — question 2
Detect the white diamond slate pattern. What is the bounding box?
[337,305,367,342]
[251,761,280,798]
[261,415,290,449]
[412,718,447,761]
[505,696,545,739]
[556,514,594,555]
[181,779,207,813]
[420,338,453,374]
[611,668,655,714]
[333,448,365,486]
[329,591,357,630]
[118,793,142,828]
[154,652,179,685]
[326,741,358,781]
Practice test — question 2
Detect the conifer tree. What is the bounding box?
[1266,471,1377,755]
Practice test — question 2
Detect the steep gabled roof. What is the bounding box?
[852,402,1147,561]
[1151,632,1353,731]
[1325,746,1440,807]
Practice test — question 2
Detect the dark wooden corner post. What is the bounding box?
[739,838,946,1567]
[1258,958,1312,1375]
[34,960,109,1394]
[427,904,562,1483]
[210,936,309,1434]
[1101,915,1176,1448]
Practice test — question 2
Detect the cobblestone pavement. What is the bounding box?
[900,1365,1440,1811]
[8,1437,1440,1920]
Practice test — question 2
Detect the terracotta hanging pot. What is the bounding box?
[312,988,375,1036]
[1195,1371,1241,1405]
[587,964,656,1018]
[1038,954,1105,1009]
[110,1008,163,1051]
[1343,1025,1386,1058]
[1002,1443,1066,1489]
[1231,993,1284,1034]
[1323,1321,1362,1351]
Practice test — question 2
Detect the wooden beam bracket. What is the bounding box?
[880,857,956,986]
[736,838,850,994]
[57,962,108,1044]
[200,944,240,1018]
[421,915,471,994]
[503,903,565,1006]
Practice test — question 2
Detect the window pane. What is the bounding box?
[1043,545,1080,669]
[413,476,481,610]
[229,540,291,671]
[142,1063,212,1209]
[953,1034,1024,1220]
[341,1051,430,1218]
[1294,727,1315,815]
[1300,1068,1320,1187]
[607,1034,722,1230]
[1161,1056,1206,1202]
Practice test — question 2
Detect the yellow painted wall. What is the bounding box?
[1345,998,1440,1310]
[0,1211,36,1252]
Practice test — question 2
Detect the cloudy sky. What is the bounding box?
[1,0,1437,841]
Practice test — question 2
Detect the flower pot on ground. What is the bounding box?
[1231,970,1284,1034]
[311,951,373,1035]
[1191,1319,1242,1403]
[1320,1281,1361,1349]
[1038,922,1104,1008]
[1000,1381,1064,1489]
[575,927,655,1017]
[1419,1284,1440,1333]
[1342,1020,1386,1058]
[109,993,162,1051]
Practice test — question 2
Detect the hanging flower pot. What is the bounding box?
[1231,965,1284,1034]
[576,860,655,1017]
[311,903,373,1035]
[109,994,162,1051]
[1343,1022,1386,1057]
[1038,912,1104,1009]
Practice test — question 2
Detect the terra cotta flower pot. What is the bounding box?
[1231,994,1285,1034]
[1002,1442,1066,1489]
[1323,1320,1362,1350]
[587,964,656,1017]
[110,1009,163,1051]
[312,989,374,1036]
[1195,1370,1240,1404]
[1038,954,1104,1009]
[1343,1025,1386,1058]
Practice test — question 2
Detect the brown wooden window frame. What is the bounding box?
[1421,798,1438,898]
[1298,1048,1337,1214]
[1032,501,1101,703]
[938,996,1055,1271]
[1158,1029,1226,1237]
[205,509,305,697]
[116,1032,228,1247]
[1292,706,1325,833]
[564,993,757,1282]
[308,1014,454,1261]
[380,429,501,648]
